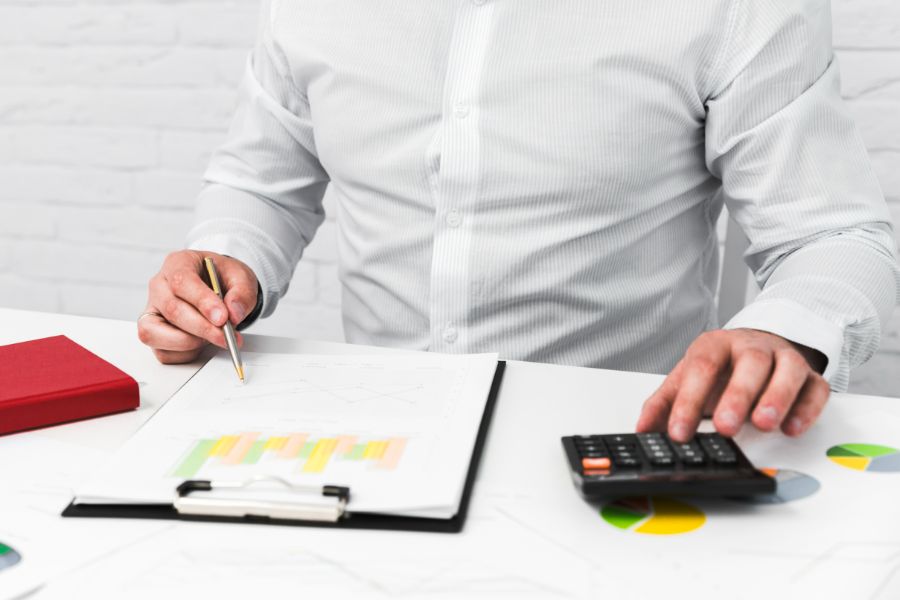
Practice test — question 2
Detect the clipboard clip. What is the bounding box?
[175,476,350,523]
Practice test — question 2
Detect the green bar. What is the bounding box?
[242,440,267,464]
[346,443,366,460]
[173,439,216,478]
[0,544,11,555]
[298,441,316,459]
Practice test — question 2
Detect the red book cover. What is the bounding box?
[0,335,139,436]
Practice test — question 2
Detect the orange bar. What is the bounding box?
[223,432,259,465]
[582,457,611,470]
[335,435,358,456]
[377,437,407,470]
[279,433,308,459]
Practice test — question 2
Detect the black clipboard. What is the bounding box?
[62,361,505,534]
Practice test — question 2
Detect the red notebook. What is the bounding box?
[0,335,139,436]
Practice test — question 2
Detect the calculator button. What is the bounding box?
[582,457,611,470]
[613,456,641,468]
[578,443,604,452]
[603,435,634,445]
[582,450,609,459]
[711,452,737,464]
[649,456,675,466]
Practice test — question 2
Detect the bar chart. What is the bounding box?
[172,433,408,479]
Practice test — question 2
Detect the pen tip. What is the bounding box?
[237,365,245,383]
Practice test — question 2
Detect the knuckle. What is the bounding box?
[723,384,753,406]
[779,349,808,372]
[691,356,720,378]
[168,269,188,293]
[162,297,181,321]
[137,323,153,345]
[763,389,791,409]
[742,348,771,366]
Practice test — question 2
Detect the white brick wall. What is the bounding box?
[0,0,897,396]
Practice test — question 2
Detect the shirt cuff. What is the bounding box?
[723,299,844,383]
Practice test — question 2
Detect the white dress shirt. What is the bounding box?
[187,0,900,390]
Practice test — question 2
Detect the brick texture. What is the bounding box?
[0,0,897,396]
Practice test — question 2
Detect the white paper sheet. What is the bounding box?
[73,352,499,518]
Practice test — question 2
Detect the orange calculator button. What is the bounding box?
[582,457,611,470]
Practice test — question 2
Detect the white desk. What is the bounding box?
[1,308,899,599]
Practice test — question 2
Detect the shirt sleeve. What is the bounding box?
[185,9,328,319]
[705,0,900,390]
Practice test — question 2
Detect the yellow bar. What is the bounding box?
[303,438,337,473]
[211,435,239,457]
[265,437,287,451]
[279,434,308,459]
[223,432,259,465]
[364,441,388,460]
[362,442,377,459]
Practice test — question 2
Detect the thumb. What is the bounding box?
[217,260,258,326]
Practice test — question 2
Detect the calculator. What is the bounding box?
[561,432,776,498]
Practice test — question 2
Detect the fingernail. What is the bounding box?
[671,422,689,441]
[232,303,247,324]
[758,406,778,427]
[719,410,739,429]
[210,308,225,324]
[787,417,804,436]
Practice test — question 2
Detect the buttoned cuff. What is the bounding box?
[723,299,843,383]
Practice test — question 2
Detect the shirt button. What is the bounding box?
[453,103,470,119]
[446,209,462,228]
[443,328,458,344]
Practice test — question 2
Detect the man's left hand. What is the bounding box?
[636,328,830,442]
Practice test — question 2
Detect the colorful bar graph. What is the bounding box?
[303,438,338,473]
[223,432,259,465]
[173,439,216,478]
[171,433,409,479]
[378,437,408,470]
[279,434,308,459]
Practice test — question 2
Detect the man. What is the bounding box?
[138,0,899,443]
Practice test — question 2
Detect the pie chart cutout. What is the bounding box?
[0,542,21,572]
[827,444,900,472]
[600,496,705,535]
[732,468,820,504]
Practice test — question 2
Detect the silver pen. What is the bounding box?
[204,257,245,383]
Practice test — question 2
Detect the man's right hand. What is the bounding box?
[138,250,259,364]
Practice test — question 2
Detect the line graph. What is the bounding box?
[189,357,464,419]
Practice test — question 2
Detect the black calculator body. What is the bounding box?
[562,432,775,498]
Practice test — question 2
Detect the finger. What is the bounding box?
[157,294,228,349]
[165,259,229,327]
[668,333,731,442]
[137,314,208,352]
[153,347,204,365]
[781,373,830,436]
[752,349,810,432]
[712,349,774,437]
[636,360,684,432]
[222,282,257,326]
[216,259,258,325]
